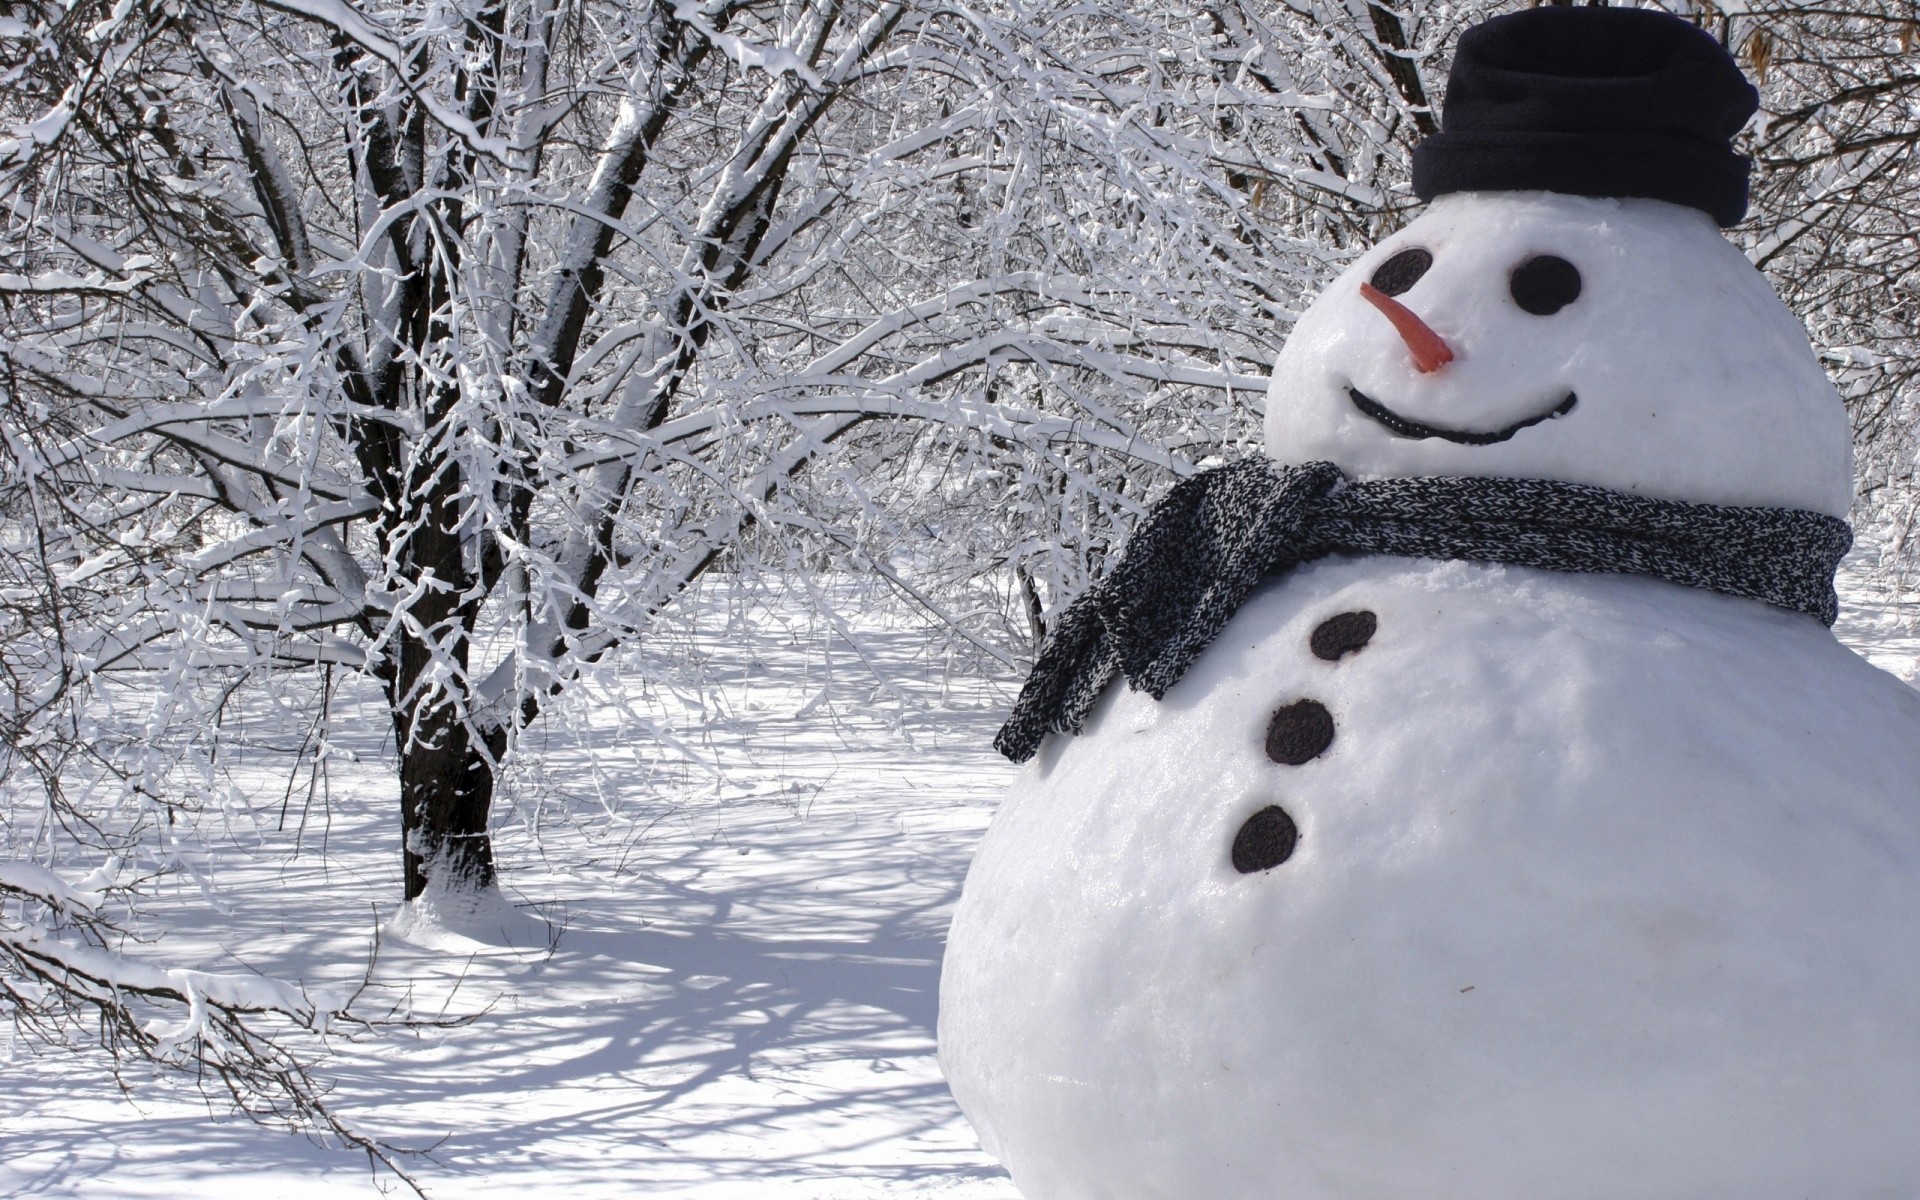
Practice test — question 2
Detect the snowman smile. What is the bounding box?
[1347,386,1577,446]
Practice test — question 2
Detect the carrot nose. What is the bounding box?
[1359,282,1455,374]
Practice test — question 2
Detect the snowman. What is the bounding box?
[939,9,1920,1200]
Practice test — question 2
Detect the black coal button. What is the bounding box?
[1232,805,1299,873]
[1265,699,1334,765]
[1310,610,1377,661]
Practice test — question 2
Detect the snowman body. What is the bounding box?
[941,556,1920,1199]
[939,193,1920,1197]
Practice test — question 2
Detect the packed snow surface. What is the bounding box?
[2,586,1020,1199]
[940,557,1920,1200]
[1264,193,1853,516]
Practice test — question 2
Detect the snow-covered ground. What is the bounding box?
[3,578,1022,1199]
[5,556,1917,1199]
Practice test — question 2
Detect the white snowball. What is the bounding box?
[940,559,1920,1199]
[1263,193,1852,516]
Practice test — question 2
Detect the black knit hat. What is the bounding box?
[1411,7,1760,227]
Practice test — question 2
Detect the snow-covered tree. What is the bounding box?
[0,0,1367,907]
[1734,2,1920,547]
[3,0,1912,905]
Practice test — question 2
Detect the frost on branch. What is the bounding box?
[0,0,1367,910]
[0,859,423,1189]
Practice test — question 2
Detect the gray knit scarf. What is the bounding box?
[994,459,1852,764]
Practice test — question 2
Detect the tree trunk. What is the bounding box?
[397,700,502,900]
[382,397,497,901]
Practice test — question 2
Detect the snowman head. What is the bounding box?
[1263,9,1852,518]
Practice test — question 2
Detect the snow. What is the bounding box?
[0,860,111,913]
[253,0,514,163]
[672,3,825,88]
[1,585,1020,1199]
[1264,192,1854,516]
[940,556,1920,1200]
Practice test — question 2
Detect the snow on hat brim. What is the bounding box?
[1411,7,1760,227]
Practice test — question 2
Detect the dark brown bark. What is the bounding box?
[384,455,495,899]
[1367,3,1439,139]
[383,445,496,899]
[398,705,503,899]
[353,7,512,901]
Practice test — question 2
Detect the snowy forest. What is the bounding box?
[3,0,1918,1193]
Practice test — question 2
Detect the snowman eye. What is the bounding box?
[1510,255,1582,316]
[1369,248,1432,297]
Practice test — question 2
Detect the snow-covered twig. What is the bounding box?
[0,865,429,1194]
